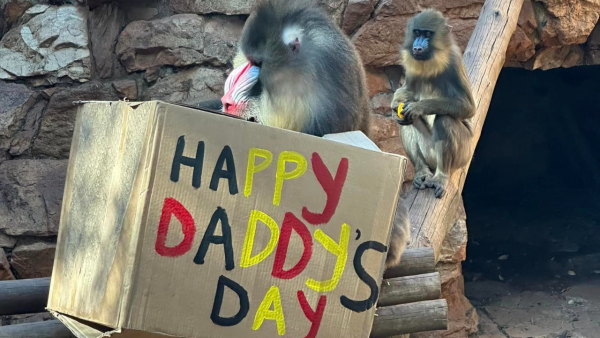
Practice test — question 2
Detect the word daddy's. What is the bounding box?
[153,135,390,337]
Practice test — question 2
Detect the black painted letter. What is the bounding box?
[211,275,249,326]
[194,207,235,270]
[170,136,204,188]
[340,241,387,313]
[210,145,238,195]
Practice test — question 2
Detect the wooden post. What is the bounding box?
[371,299,448,337]
[378,272,441,307]
[383,247,435,279]
[0,278,50,316]
[0,320,74,338]
[404,0,526,260]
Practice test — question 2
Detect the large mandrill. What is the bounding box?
[199,0,370,137]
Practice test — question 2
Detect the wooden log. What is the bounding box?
[0,278,50,316]
[404,0,526,261]
[371,299,448,337]
[383,247,435,279]
[0,320,74,338]
[378,272,440,307]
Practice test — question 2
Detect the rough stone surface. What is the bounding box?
[0,5,91,85]
[369,114,398,142]
[170,0,255,15]
[0,233,16,248]
[370,92,393,115]
[10,241,56,278]
[506,26,536,63]
[113,79,138,100]
[145,67,225,105]
[342,0,377,34]
[531,45,585,70]
[3,0,32,33]
[171,0,347,24]
[353,1,481,67]
[439,202,468,264]
[365,69,391,97]
[538,0,600,46]
[0,248,15,280]
[116,14,244,72]
[0,160,68,236]
[32,82,117,158]
[0,81,45,156]
[89,2,126,79]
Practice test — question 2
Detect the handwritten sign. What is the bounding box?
[54,103,404,338]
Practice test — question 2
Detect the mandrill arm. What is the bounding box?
[407,97,474,120]
[391,85,416,109]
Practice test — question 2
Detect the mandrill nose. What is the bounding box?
[221,96,236,114]
[413,46,424,54]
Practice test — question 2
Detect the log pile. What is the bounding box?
[0,278,73,337]
[371,248,447,337]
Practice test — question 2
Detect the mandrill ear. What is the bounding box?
[288,37,301,53]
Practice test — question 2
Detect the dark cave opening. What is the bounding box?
[462,65,600,286]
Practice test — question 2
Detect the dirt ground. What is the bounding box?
[467,278,600,338]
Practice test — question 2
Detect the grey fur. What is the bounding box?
[231,0,371,137]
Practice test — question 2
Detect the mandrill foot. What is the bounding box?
[424,176,447,198]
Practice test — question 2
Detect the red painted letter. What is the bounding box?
[297,291,327,338]
[302,153,349,225]
[155,197,196,257]
[272,213,313,279]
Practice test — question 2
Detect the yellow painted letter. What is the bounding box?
[306,223,350,292]
[244,148,273,197]
[273,151,307,206]
[240,210,279,268]
[253,285,286,335]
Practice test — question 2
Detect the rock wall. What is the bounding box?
[0,0,599,335]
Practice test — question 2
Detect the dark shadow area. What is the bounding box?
[463,65,600,287]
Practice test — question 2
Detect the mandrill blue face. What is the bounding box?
[411,29,434,61]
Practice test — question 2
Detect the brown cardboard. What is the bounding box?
[48,101,407,338]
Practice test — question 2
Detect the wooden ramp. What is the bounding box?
[370,0,525,336]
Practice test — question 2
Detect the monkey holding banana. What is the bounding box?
[391,9,475,199]
[198,0,409,270]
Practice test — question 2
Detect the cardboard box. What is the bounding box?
[47,101,407,338]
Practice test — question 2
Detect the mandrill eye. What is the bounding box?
[413,30,420,37]
[248,57,262,68]
[425,31,432,38]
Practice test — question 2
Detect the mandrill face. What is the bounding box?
[403,8,451,62]
[219,2,310,128]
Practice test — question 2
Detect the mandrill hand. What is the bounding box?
[398,102,424,124]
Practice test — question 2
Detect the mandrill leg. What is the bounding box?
[399,121,434,190]
[425,116,472,198]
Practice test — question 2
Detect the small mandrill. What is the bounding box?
[391,9,475,199]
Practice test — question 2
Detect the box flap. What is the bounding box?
[48,101,159,328]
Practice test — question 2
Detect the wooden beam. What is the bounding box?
[0,320,74,338]
[370,299,448,337]
[404,0,526,260]
[383,247,435,279]
[378,272,441,307]
[0,278,50,316]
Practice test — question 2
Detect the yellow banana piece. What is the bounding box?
[397,103,404,119]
